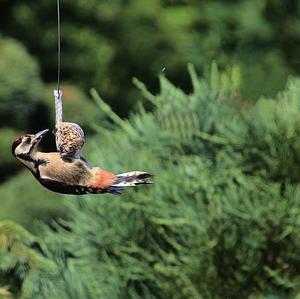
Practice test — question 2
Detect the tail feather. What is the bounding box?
[108,171,154,194]
[107,185,126,195]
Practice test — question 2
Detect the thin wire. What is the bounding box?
[56,0,61,91]
[54,0,63,126]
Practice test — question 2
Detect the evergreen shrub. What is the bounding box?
[0,171,67,230]
[2,65,300,299]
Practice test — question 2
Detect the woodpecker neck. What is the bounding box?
[16,150,47,175]
[16,150,34,161]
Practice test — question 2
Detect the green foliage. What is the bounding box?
[223,77,300,183]
[2,0,300,296]
[3,66,299,298]
[0,38,42,129]
[0,220,59,298]
[0,0,296,114]
[0,128,21,179]
[240,51,291,101]
[0,287,12,299]
[0,171,68,231]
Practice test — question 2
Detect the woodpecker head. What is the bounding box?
[12,129,49,159]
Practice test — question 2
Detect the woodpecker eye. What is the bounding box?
[24,136,31,144]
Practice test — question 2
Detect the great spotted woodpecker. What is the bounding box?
[12,129,153,195]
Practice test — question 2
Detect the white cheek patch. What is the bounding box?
[17,158,36,173]
[16,142,33,157]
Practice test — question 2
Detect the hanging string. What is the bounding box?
[56,0,61,91]
[54,0,63,126]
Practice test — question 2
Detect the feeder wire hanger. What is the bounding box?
[52,0,86,158]
[54,0,63,126]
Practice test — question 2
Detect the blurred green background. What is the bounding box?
[1,0,300,298]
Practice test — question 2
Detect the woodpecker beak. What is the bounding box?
[33,129,49,145]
